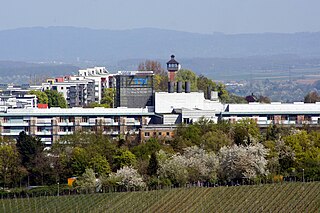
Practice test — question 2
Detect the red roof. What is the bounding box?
[37,104,48,109]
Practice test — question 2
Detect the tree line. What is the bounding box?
[0,118,319,192]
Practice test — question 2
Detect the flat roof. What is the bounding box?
[0,107,154,117]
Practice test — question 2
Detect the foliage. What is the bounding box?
[232,118,261,145]
[113,149,137,170]
[158,146,219,185]
[218,143,269,181]
[16,131,44,171]
[138,60,165,75]
[89,155,111,176]
[28,90,48,104]
[131,138,162,161]
[138,60,167,91]
[224,93,247,103]
[176,69,198,91]
[0,141,21,187]
[304,91,320,103]
[76,168,97,193]
[108,166,146,190]
[44,89,67,108]
[100,88,115,107]
[147,152,159,177]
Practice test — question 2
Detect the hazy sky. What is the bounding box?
[1,0,319,34]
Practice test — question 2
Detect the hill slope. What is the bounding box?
[1,27,320,63]
[1,182,319,212]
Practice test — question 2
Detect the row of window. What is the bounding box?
[144,131,171,137]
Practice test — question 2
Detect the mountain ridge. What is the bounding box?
[1,27,320,63]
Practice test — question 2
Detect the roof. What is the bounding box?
[166,55,179,64]
[0,107,154,117]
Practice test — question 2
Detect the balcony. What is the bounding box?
[36,131,52,136]
[58,122,74,126]
[2,121,29,127]
[1,129,27,136]
[40,137,52,145]
[58,131,74,135]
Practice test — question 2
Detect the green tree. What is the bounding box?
[113,149,137,170]
[131,138,162,161]
[16,131,44,185]
[283,130,320,179]
[147,152,159,177]
[16,132,44,170]
[232,118,261,145]
[0,142,21,187]
[28,90,48,104]
[176,69,198,91]
[101,88,115,107]
[153,74,168,91]
[76,168,97,193]
[71,147,90,176]
[45,90,67,108]
[89,155,111,176]
[201,130,233,153]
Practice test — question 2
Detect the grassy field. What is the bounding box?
[0,182,319,212]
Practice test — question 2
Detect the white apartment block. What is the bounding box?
[77,67,113,103]
[0,107,153,145]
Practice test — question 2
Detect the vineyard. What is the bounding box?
[0,182,319,212]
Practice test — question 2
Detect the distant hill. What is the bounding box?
[0,61,79,84]
[1,27,320,64]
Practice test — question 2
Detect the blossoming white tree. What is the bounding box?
[158,146,219,185]
[218,143,269,181]
[108,166,146,190]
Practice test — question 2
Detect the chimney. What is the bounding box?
[168,82,174,93]
[185,81,191,93]
[177,82,182,93]
[207,86,212,100]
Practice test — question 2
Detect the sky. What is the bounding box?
[1,0,320,34]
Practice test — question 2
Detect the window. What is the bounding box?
[145,132,150,137]
[166,132,170,136]
[153,132,157,136]
[158,132,162,136]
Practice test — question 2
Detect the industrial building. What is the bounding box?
[115,71,154,108]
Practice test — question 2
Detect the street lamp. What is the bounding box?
[302,169,305,183]
[57,182,60,196]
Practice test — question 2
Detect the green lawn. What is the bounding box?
[0,182,319,212]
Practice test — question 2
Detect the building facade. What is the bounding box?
[0,107,154,145]
[115,71,154,108]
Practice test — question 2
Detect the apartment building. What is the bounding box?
[0,107,153,145]
[77,67,112,103]
[221,102,320,127]
[42,79,95,107]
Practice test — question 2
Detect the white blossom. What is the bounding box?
[111,166,146,189]
[219,143,269,180]
[158,146,219,184]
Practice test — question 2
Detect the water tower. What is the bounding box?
[166,55,180,82]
